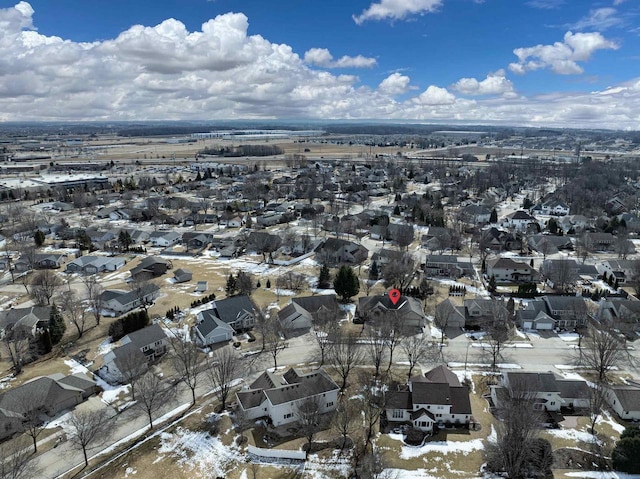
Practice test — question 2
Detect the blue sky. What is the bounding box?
[0,0,638,128]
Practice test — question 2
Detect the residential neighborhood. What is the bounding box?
[1,125,640,479]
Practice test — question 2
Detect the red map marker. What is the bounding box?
[389,288,401,306]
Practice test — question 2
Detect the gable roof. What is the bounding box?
[122,324,167,349]
[424,365,461,387]
[610,386,640,412]
[0,306,50,332]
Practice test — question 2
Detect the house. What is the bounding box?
[0,306,50,338]
[491,371,590,412]
[501,210,539,232]
[149,231,181,247]
[385,365,472,432]
[173,268,193,283]
[32,253,65,269]
[583,232,617,252]
[539,199,570,216]
[370,223,414,245]
[193,295,258,346]
[371,249,403,269]
[526,234,573,255]
[314,238,368,265]
[0,373,97,422]
[425,255,473,278]
[421,227,456,252]
[605,383,640,421]
[434,298,510,330]
[195,281,208,292]
[100,285,161,316]
[130,256,171,280]
[485,257,538,284]
[516,295,588,331]
[357,294,426,332]
[236,368,339,427]
[65,255,126,275]
[278,295,341,332]
[461,204,492,224]
[104,324,168,381]
[558,215,590,233]
[598,299,640,338]
[182,232,213,250]
[597,259,638,285]
[227,216,243,228]
[481,227,522,251]
[434,299,467,329]
[516,301,556,331]
[0,407,24,440]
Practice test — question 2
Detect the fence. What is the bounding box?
[247,444,306,461]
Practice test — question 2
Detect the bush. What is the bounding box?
[404,428,425,446]
[613,427,640,473]
[247,332,256,343]
[233,342,241,348]
[108,310,149,342]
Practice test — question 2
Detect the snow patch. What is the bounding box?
[399,438,485,458]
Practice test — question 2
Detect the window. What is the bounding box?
[437,405,444,410]
[284,413,293,419]
[392,409,404,419]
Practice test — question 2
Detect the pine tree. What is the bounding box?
[488,275,497,295]
[489,208,497,223]
[225,273,237,296]
[34,230,45,247]
[333,265,359,302]
[318,264,332,289]
[266,279,271,288]
[49,303,66,345]
[369,261,379,280]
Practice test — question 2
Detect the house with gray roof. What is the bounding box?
[598,299,640,338]
[100,285,160,316]
[314,238,368,266]
[0,306,50,338]
[357,294,426,332]
[278,295,341,332]
[491,371,590,412]
[193,295,258,346]
[173,268,193,283]
[103,324,167,382]
[384,365,472,432]
[129,256,171,281]
[425,255,474,278]
[606,382,640,421]
[486,257,538,284]
[65,255,126,275]
[236,368,339,427]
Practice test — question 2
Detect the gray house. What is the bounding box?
[278,295,341,332]
[100,285,161,316]
[173,268,193,283]
[103,324,168,381]
[193,295,258,346]
[357,294,426,332]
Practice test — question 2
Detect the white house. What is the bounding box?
[491,372,590,412]
[540,200,570,216]
[236,368,339,427]
[485,257,537,284]
[501,210,538,232]
[149,231,181,247]
[385,366,472,433]
[606,384,640,421]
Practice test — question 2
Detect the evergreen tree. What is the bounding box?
[225,273,237,296]
[489,208,498,223]
[613,427,640,473]
[369,261,380,280]
[34,230,45,247]
[118,230,132,252]
[333,266,359,302]
[318,264,332,289]
[40,329,53,353]
[49,303,66,345]
[266,279,271,288]
[488,275,497,295]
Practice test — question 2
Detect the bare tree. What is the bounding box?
[263,315,287,368]
[487,380,544,479]
[587,382,606,435]
[1,328,30,374]
[616,229,634,260]
[0,437,39,479]
[485,301,513,371]
[60,290,89,339]
[577,324,629,383]
[170,338,205,405]
[136,372,176,430]
[82,275,103,326]
[401,334,437,378]
[364,322,388,379]
[394,226,414,251]
[30,269,62,305]
[575,233,594,264]
[205,348,241,411]
[331,399,358,451]
[8,387,48,453]
[356,372,387,453]
[128,278,158,313]
[381,253,417,294]
[67,408,113,467]
[114,348,146,400]
[541,259,578,293]
[312,319,337,368]
[382,313,406,371]
[294,393,324,458]
[328,331,364,392]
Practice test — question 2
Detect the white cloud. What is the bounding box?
[303,48,377,68]
[378,72,411,95]
[413,85,455,105]
[526,0,564,9]
[509,31,619,75]
[613,0,626,5]
[570,8,623,31]
[452,70,514,96]
[353,0,442,25]
[0,3,639,129]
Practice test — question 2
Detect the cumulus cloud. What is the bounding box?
[303,48,377,68]
[570,8,624,31]
[378,72,411,95]
[353,0,442,25]
[413,85,455,105]
[0,3,640,129]
[452,70,514,96]
[509,31,619,75]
